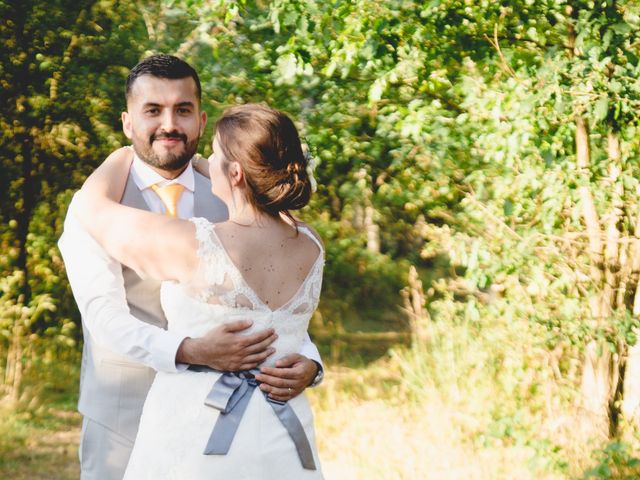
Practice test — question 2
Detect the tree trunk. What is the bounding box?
[576,117,611,436]
[622,188,640,428]
[4,323,24,405]
[602,132,626,435]
[602,131,622,314]
[622,341,640,427]
[352,203,363,229]
[402,265,428,350]
[575,117,603,293]
[364,205,380,253]
[10,325,23,406]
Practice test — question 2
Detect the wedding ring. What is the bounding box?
[288,387,293,394]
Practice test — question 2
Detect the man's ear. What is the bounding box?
[199,111,207,137]
[122,111,133,139]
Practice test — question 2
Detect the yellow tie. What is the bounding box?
[151,183,185,218]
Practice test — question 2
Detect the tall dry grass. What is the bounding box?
[305,266,640,480]
[0,354,637,479]
[309,362,546,480]
[2,270,640,479]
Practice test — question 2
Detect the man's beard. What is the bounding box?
[132,131,200,171]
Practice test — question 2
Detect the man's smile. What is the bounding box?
[151,132,187,146]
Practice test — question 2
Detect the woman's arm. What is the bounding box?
[193,153,210,178]
[75,147,198,282]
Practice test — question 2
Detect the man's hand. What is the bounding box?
[176,320,276,371]
[255,354,319,402]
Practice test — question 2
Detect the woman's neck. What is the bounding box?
[228,205,269,227]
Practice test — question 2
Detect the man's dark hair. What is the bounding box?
[125,54,201,101]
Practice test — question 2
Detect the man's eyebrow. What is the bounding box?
[140,101,195,108]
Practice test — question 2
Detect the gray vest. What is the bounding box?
[78,171,228,442]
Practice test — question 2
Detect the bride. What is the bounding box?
[76,104,324,479]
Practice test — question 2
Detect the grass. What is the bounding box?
[0,349,81,480]
[3,342,640,479]
[0,406,80,480]
[309,360,554,480]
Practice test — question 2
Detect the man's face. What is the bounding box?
[122,75,206,175]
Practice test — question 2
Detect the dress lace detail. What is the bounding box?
[191,217,227,287]
[189,216,324,316]
[161,217,325,366]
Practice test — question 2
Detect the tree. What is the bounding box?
[192,0,640,437]
[0,0,147,402]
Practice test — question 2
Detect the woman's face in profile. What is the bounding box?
[209,134,231,201]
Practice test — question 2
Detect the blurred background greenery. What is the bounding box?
[4,0,640,478]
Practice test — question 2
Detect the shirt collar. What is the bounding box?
[130,152,195,192]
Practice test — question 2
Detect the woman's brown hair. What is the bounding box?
[214,104,312,221]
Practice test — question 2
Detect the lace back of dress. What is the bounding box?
[186,218,252,310]
[188,218,324,315]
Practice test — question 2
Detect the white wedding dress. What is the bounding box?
[123,218,324,479]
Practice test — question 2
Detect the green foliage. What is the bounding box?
[5,2,640,475]
[0,0,152,395]
[313,214,408,326]
[582,441,640,480]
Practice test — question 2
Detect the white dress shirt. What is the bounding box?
[130,153,195,218]
[59,153,322,373]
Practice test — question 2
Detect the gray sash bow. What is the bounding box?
[188,366,317,470]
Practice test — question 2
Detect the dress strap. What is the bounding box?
[297,224,323,252]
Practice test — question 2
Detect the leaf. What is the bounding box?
[593,96,609,122]
[276,53,298,84]
[369,78,386,102]
[609,80,622,93]
[503,199,514,217]
[611,23,632,35]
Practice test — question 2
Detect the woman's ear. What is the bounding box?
[228,161,244,187]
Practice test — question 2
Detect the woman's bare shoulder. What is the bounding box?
[295,221,324,248]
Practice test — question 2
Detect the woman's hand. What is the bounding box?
[255,354,319,402]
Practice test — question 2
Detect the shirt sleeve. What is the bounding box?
[58,195,187,373]
[299,332,322,368]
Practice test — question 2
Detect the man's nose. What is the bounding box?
[160,110,178,131]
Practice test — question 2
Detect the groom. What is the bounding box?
[59,54,324,480]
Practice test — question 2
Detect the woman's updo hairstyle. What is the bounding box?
[214,104,312,220]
